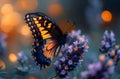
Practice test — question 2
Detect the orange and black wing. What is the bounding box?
[25,12,64,69]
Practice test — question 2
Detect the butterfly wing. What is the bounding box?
[25,12,64,69]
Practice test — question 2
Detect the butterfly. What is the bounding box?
[24,12,69,69]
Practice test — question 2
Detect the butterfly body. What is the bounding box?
[25,12,67,69]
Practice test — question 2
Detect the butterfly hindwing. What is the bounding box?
[25,12,65,69]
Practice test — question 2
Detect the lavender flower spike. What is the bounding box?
[54,30,88,78]
[99,30,115,54]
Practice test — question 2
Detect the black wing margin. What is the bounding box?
[24,12,63,69]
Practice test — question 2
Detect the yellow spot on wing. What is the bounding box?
[48,23,52,28]
[37,24,41,27]
[41,30,48,35]
[44,20,47,26]
[39,16,42,20]
[43,34,51,39]
[33,17,37,21]
[39,27,44,31]
[35,21,39,24]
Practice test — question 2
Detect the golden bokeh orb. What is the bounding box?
[16,0,38,11]
[0,12,22,33]
[1,3,14,15]
[0,60,6,69]
[101,10,112,23]
[48,3,63,17]
[8,53,17,63]
[20,24,31,36]
[99,54,105,61]
[27,76,37,79]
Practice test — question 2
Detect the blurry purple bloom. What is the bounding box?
[117,50,120,55]
[105,42,110,48]
[108,66,114,74]
[81,59,114,79]
[58,52,63,57]
[0,34,7,47]
[99,30,115,54]
[89,70,96,76]
[54,60,59,66]
[73,41,79,46]
[88,64,95,71]
[0,34,7,54]
[94,62,102,71]
[101,40,105,46]
[110,31,115,41]
[73,77,77,79]
[68,60,73,65]
[68,45,73,53]
[81,71,89,78]
[61,70,66,75]
[78,59,83,65]
[18,51,24,58]
[69,30,81,38]
[60,57,66,62]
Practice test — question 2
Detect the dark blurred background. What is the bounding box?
[0,0,120,79]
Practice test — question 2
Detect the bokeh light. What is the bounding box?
[0,0,9,3]
[99,54,105,61]
[1,4,14,15]
[101,10,112,23]
[8,53,17,63]
[0,60,6,69]
[15,0,38,11]
[0,12,22,33]
[47,3,63,17]
[19,24,31,36]
[27,76,37,79]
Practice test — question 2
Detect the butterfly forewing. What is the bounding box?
[25,12,64,69]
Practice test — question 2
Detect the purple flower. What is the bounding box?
[60,57,66,62]
[18,51,24,58]
[60,70,66,75]
[54,60,59,66]
[110,31,115,42]
[68,60,73,65]
[108,66,114,74]
[81,58,114,79]
[54,30,88,78]
[68,45,73,53]
[0,34,7,54]
[73,41,79,46]
[0,34,7,47]
[101,40,105,46]
[99,30,115,54]
[105,42,110,48]
[81,71,89,78]
[94,62,102,71]
[88,64,95,71]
